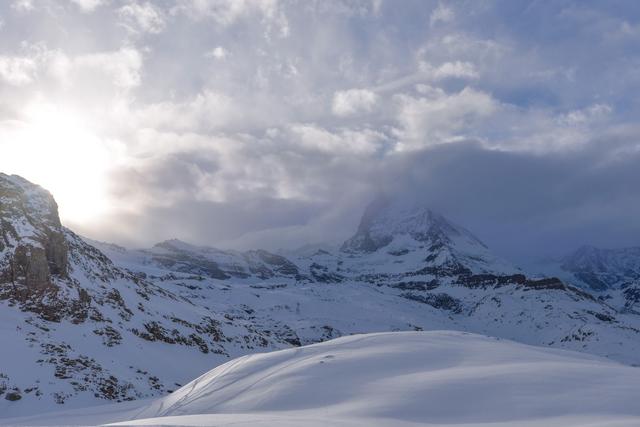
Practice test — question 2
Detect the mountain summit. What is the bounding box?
[341,197,517,275]
[341,197,483,252]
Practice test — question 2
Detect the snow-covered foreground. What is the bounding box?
[4,331,640,427]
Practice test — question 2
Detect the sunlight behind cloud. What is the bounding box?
[0,104,114,227]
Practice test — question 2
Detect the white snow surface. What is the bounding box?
[3,331,640,427]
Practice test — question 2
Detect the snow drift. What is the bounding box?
[6,331,639,426]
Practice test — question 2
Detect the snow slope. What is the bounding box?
[4,331,640,427]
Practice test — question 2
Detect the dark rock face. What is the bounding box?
[341,197,393,253]
[309,263,343,283]
[146,240,304,281]
[45,230,68,276]
[5,391,21,401]
[622,284,640,312]
[401,292,463,313]
[151,252,230,280]
[249,250,300,277]
[0,174,69,303]
[12,246,51,288]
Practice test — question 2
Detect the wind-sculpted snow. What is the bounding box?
[4,332,640,426]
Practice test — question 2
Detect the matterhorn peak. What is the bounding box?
[341,196,485,253]
[340,196,517,275]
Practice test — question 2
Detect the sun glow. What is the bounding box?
[0,104,116,227]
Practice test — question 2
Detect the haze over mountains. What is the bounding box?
[2,172,640,423]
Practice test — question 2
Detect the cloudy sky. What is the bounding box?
[0,0,639,262]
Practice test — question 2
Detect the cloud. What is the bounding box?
[392,86,498,150]
[289,124,387,155]
[418,61,478,80]
[618,21,640,38]
[419,33,507,64]
[430,3,454,27]
[118,2,166,34]
[381,134,640,260]
[68,47,143,90]
[0,43,60,86]
[133,90,245,133]
[11,0,34,12]
[205,46,228,60]
[332,89,379,116]
[0,43,142,93]
[556,103,612,127]
[0,54,38,85]
[174,0,289,37]
[69,0,105,13]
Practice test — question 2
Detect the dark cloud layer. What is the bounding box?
[382,136,640,260]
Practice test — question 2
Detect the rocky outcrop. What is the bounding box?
[0,174,68,291]
[142,240,305,281]
[0,174,71,320]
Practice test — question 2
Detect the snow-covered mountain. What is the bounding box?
[529,245,640,291]
[560,245,640,290]
[3,174,640,418]
[0,174,291,417]
[528,245,640,314]
[4,332,640,427]
[341,196,518,275]
[91,237,304,282]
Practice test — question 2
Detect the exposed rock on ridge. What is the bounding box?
[0,173,68,297]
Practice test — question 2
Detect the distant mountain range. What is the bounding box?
[2,173,640,417]
[529,244,640,314]
[565,246,640,288]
